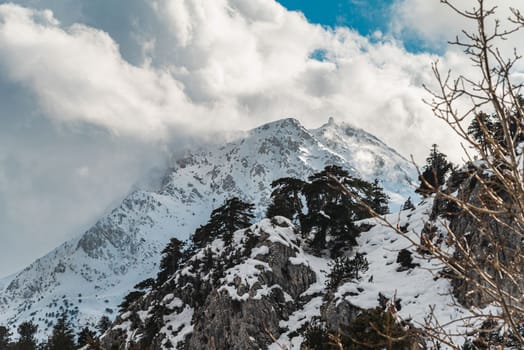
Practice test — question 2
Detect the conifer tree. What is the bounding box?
[337,307,413,349]
[302,165,356,251]
[118,291,145,313]
[14,321,37,350]
[467,112,494,153]
[96,316,111,335]
[143,303,168,345]
[192,197,254,247]
[266,177,305,221]
[47,313,75,350]
[416,144,453,195]
[348,252,370,280]
[326,252,369,290]
[401,197,415,211]
[367,179,390,215]
[0,326,10,350]
[157,238,185,284]
[76,326,96,349]
[134,278,156,290]
[302,165,386,254]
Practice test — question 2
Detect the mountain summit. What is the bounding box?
[0,118,416,336]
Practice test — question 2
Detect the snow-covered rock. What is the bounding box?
[0,117,417,337]
[101,201,468,349]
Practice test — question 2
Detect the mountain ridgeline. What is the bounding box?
[98,166,408,350]
[97,152,523,350]
[1,117,509,349]
[0,118,417,339]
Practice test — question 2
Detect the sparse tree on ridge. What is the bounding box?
[96,316,111,335]
[14,321,37,350]
[267,165,389,256]
[0,326,11,350]
[192,197,255,247]
[302,165,360,251]
[157,238,185,284]
[266,177,306,221]
[76,326,96,349]
[401,197,415,211]
[47,313,75,350]
[416,144,453,195]
[368,179,390,215]
[467,111,495,153]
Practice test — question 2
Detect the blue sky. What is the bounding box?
[276,0,394,34]
[276,0,429,53]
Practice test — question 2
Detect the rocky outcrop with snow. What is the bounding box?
[101,200,468,349]
[0,117,417,337]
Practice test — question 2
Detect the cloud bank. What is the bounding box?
[0,1,454,146]
[2,0,521,276]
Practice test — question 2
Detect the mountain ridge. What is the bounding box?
[99,199,467,349]
[0,117,417,337]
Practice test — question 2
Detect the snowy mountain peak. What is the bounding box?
[0,117,417,337]
[312,118,416,204]
[253,117,304,131]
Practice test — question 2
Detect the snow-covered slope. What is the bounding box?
[312,117,415,204]
[101,199,469,349]
[270,199,468,349]
[0,117,417,336]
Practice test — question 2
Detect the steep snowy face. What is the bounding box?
[0,117,417,337]
[311,117,416,205]
[163,117,416,214]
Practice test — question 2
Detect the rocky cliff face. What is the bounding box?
[101,217,320,349]
[101,201,468,350]
[430,164,524,307]
[0,118,417,337]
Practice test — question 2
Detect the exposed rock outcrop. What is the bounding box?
[101,217,318,350]
[98,198,463,350]
[430,164,524,307]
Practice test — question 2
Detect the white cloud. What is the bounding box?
[0,1,461,155]
[391,0,524,59]
[0,4,201,139]
[0,0,502,275]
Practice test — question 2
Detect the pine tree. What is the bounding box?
[487,95,524,151]
[367,179,389,215]
[268,166,388,256]
[134,278,156,290]
[416,144,453,195]
[157,238,185,284]
[0,326,11,350]
[47,313,75,350]
[467,112,494,153]
[118,291,145,313]
[302,165,357,251]
[326,252,369,290]
[143,303,168,345]
[14,321,37,350]
[348,252,370,280]
[192,197,254,247]
[302,165,382,254]
[76,326,96,349]
[337,307,413,349]
[96,316,111,335]
[266,177,305,221]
